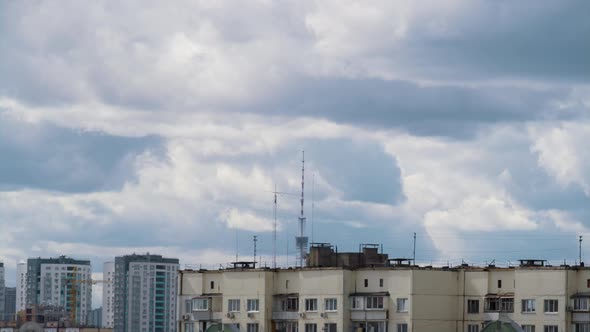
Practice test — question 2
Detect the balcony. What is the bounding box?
[273,294,299,321]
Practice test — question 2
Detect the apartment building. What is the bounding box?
[25,256,92,325]
[113,254,179,332]
[0,263,4,321]
[3,287,16,321]
[177,246,590,332]
[16,262,26,314]
[103,262,115,328]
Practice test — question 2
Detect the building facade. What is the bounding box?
[178,260,590,332]
[16,262,26,314]
[0,263,4,321]
[25,256,92,325]
[3,287,16,321]
[102,262,115,328]
[113,254,179,332]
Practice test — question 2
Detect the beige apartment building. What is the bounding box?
[177,247,590,332]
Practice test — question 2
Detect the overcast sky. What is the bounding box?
[1,1,590,300]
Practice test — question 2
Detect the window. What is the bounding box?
[366,296,384,309]
[282,297,299,312]
[379,279,384,287]
[501,298,514,312]
[498,280,502,288]
[185,299,192,312]
[364,279,368,287]
[351,297,364,310]
[228,299,240,312]
[305,323,317,332]
[467,299,479,314]
[278,322,298,332]
[522,299,535,313]
[247,299,259,312]
[544,299,558,313]
[468,325,479,332]
[397,323,408,332]
[192,298,208,311]
[184,323,194,332]
[544,326,558,332]
[396,298,408,312]
[324,323,337,332]
[325,298,337,311]
[305,298,318,312]
[485,297,499,312]
[574,298,589,311]
[521,325,535,332]
[286,280,289,289]
[575,323,590,332]
[247,323,259,332]
[210,281,214,290]
[587,279,590,288]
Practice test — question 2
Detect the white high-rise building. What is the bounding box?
[16,262,27,313]
[102,262,115,328]
[26,256,92,325]
[114,254,179,332]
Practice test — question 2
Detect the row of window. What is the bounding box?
[467,325,558,332]
[351,296,408,312]
[187,296,409,313]
[467,298,559,313]
[277,298,338,312]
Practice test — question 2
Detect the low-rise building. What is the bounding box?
[177,246,590,332]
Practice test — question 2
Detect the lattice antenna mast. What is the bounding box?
[295,151,308,267]
[273,186,277,269]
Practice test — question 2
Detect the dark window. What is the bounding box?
[467,299,479,314]
[286,280,289,289]
[210,281,214,289]
[379,279,383,287]
[498,280,502,288]
[587,279,590,288]
[364,279,368,287]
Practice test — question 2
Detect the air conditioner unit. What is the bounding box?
[182,314,191,321]
[226,312,235,319]
[320,313,327,318]
[299,312,306,319]
[566,306,573,312]
[247,312,254,318]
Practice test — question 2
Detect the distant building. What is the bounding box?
[26,256,92,325]
[15,262,26,314]
[114,254,179,332]
[0,263,4,321]
[3,287,16,321]
[86,308,102,328]
[102,262,115,328]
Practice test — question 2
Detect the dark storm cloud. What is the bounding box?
[250,78,568,137]
[403,1,590,82]
[0,117,161,192]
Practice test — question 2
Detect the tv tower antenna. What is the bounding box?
[295,151,309,267]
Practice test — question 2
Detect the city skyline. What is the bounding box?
[1,0,590,310]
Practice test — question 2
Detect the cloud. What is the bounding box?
[531,122,590,195]
[221,208,275,232]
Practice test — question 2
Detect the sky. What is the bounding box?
[1,1,590,306]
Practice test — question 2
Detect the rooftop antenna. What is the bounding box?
[235,229,239,262]
[311,173,315,244]
[270,186,297,269]
[412,232,416,265]
[295,150,309,268]
[273,185,278,269]
[580,235,583,265]
[253,235,257,263]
